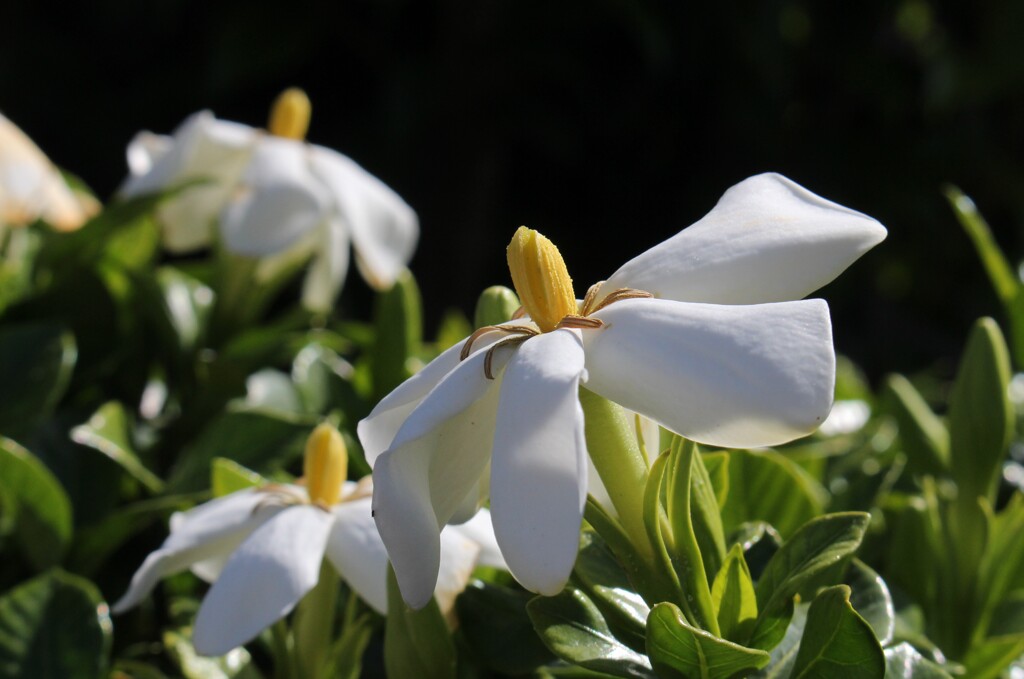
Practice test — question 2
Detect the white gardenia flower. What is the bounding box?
[359,173,887,608]
[120,89,418,311]
[112,425,502,657]
[0,112,98,231]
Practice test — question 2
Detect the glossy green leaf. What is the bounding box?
[668,438,726,580]
[646,602,769,679]
[883,374,949,475]
[384,566,455,679]
[0,570,111,679]
[883,643,953,678]
[944,186,1018,306]
[731,522,782,581]
[372,269,423,401]
[168,409,315,492]
[163,629,259,679]
[976,493,1024,639]
[240,369,304,414]
[155,267,215,352]
[702,451,730,509]
[751,603,807,679]
[574,530,650,650]
[711,544,758,643]
[527,587,653,677]
[70,401,163,493]
[751,512,870,650]
[455,582,555,674]
[845,559,895,645]
[962,635,1024,679]
[947,317,1012,503]
[291,343,358,417]
[987,591,1024,638]
[719,449,826,539]
[0,438,72,570]
[789,585,884,678]
[0,322,76,438]
[211,458,266,497]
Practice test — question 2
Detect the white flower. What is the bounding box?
[359,173,886,608]
[112,425,502,656]
[0,112,98,231]
[120,89,418,311]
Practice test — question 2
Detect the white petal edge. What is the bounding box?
[490,330,588,595]
[435,528,482,616]
[112,491,277,613]
[372,342,513,608]
[309,146,418,290]
[324,497,389,614]
[585,297,835,448]
[301,216,351,313]
[601,173,886,304]
[450,508,505,569]
[192,505,333,656]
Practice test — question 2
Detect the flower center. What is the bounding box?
[303,423,347,507]
[507,226,578,333]
[268,87,312,141]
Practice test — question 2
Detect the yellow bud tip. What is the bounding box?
[268,87,312,140]
[506,226,577,333]
[303,423,347,506]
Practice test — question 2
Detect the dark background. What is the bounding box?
[4,0,1024,380]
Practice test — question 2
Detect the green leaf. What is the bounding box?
[168,409,315,492]
[0,570,112,679]
[0,438,72,570]
[944,186,1018,306]
[668,438,726,579]
[0,322,76,438]
[70,401,164,493]
[384,565,455,679]
[751,603,807,679]
[371,269,423,401]
[702,452,730,511]
[291,343,359,417]
[711,544,758,643]
[155,267,215,352]
[882,374,949,475]
[574,531,650,651]
[789,585,884,679]
[434,310,472,352]
[730,522,782,581]
[645,602,769,679]
[211,458,266,497]
[947,317,1012,503]
[962,635,1024,679]
[751,512,870,650]
[987,591,1024,638]
[883,643,953,678]
[527,587,653,677]
[454,582,556,674]
[719,450,826,539]
[845,559,895,646]
[163,629,260,679]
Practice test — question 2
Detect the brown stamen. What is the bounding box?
[555,315,605,330]
[580,281,605,316]
[588,287,654,315]
[460,324,538,361]
[483,335,533,379]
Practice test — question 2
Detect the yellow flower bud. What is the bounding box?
[506,226,577,333]
[303,423,347,506]
[268,87,312,141]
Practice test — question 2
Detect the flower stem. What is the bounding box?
[578,388,653,561]
[293,560,339,679]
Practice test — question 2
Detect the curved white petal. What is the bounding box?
[601,173,886,304]
[301,217,351,312]
[490,330,588,596]
[192,505,333,656]
[219,138,327,257]
[435,528,481,616]
[449,508,505,569]
[372,342,514,608]
[324,497,389,614]
[112,491,278,613]
[126,131,172,177]
[358,327,510,466]
[585,297,835,448]
[309,147,418,290]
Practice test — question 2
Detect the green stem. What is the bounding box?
[293,560,340,679]
[579,388,653,561]
[271,619,298,679]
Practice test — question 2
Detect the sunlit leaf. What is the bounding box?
[646,602,769,679]
[70,401,163,494]
[384,566,455,679]
[0,437,72,570]
[789,585,884,678]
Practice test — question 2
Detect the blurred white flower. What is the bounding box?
[120,89,418,311]
[112,424,501,656]
[0,112,98,231]
[818,399,871,436]
[360,173,886,607]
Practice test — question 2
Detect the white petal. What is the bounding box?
[126,131,172,177]
[585,297,835,448]
[600,173,886,304]
[435,528,481,616]
[300,217,351,312]
[324,497,389,614]
[490,330,588,596]
[219,138,327,257]
[192,505,333,656]
[358,327,510,466]
[450,508,505,569]
[112,491,277,613]
[372,342,513,608]
[309,147,418,290]
[121,112,256,253]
